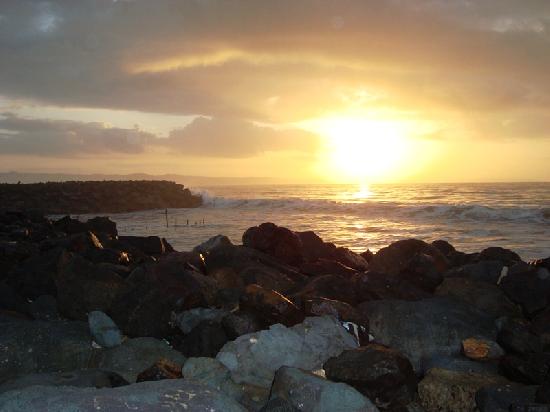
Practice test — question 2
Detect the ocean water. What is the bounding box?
[75,183,550,261]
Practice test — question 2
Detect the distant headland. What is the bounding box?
[0,180,202,214]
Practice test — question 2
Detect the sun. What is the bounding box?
[312,117,411,182]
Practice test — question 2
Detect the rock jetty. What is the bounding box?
[0,180,202,214]
[1,215,549,411]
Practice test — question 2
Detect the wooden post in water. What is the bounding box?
[164,208,168,228]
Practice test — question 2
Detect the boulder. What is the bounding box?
[431,240,456,256]
[53,215,88,234]
[28,295,59,320]
[324,344,417,410]
[299,258,358,278]
[444,260,504,284]
[353,271,431,302]
[500,353,550,384]
[0,317,94,383]
[462,337,504,361]
[240,284,304,327]
[270,366,379,412]
[475,383,539,412]
[421,354,500,375]
[222,311,263,340]
[216,316,358,388]
[369,239,449,276]
[172,320,229,358]
[93,337,186,383]
[536,382,550,403]
[172,307,228,335]
[0,282,29,315]
[260,397,299,412]
[55,251,125,320]
[243,222,304,266]
[497,318,543,355]
[295,274,359,306]
[0,369,128,394]
[157,250,206,274]
[0,379,247,412]
[118,235,170,255]
[479,247,523,265]
[86,216,118,237]
[418,368,509,412]
[88,310,123,348]
[193,234,233,255]
[359,297,497,373]
[136,358,182,382]
[500,267,550,317]
[436,277,520,318]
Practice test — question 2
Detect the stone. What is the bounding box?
[369,239,449,276]
[136,358,183,382]
[173,320,229,358]
[55,251,125,320]
[28,295,59,320]
[432,240,456,256]
[500,353,550,385]
[0,282,29,315]
[479,247,523,265]
[359,297,497,373]
[193,234,233,255]
[536,382,550,403]
[0,369,128,393]
[216,316,358,388]
[436,277,520,318]
[270,366,379,412]
[243,222,304,266]
[418,368,509,412]
[509,405,550,412]
[299,258,358,278]
[444,260,504,284]
[172,307,228,335]
[353,271,431,302]
[421,354,500,375]
[296,274,359,306]
[475,383,539,412]
[0,317,94,383]
[118,235,169,255]
[53,215,88,234]
[304,297,369,345]
[93,337,186,383]
[324,344,417,410]
[0,379,247,412]
[86,216,118,237]
[222,311,263,340]
[260,397,299,412]
[462,337,504,361]
[501,268,550,317]
[240,284,304,327]
[497,318,542,354]
[88,310,123,348]
[398,252,444,292]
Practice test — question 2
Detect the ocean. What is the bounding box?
[75,183,550,261]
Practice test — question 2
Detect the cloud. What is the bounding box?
[0,113,322,157]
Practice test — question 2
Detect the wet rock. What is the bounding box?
[216,316,358,388]
[0,379,247,412]
[500,353,550,384]
[436,277,520,318]
[110,261,218,338]
[173,320,229,358]
[93,337,186,383]
[462,337,504,361]
[444,260,504,284]
[241,284,304,327]
[243,222,304,267]
[497,318,542,355]
[86,216,118,237]
[369,239,449,276]
[296,274,358,306]
[475,383,538,412]
[479,247,523,266]
[324,344,417,410]
[304,297,369,345]
[359,297,497,373]
[418,368,509,412]
[0,369,128,393]
[193,234,233,255]
[88,310,122,348]
[222,311,263,340]
[172,307,228,335]
[55,251,125,320]
[28,295,59,320]
[270,366,379,412]
[501,267,550,317]
[205,245,306,293]
[136,358,183,382]
[0,317,94,383]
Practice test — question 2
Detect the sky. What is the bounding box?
[1,0,549,183]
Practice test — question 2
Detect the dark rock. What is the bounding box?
[536,382,550,403]
[88,310,123,348]
[110,260,218,338]
[501,267,550,317]
[0,369,129,393]
[497,318,542,355]
[55,251,125,320]
[243,222,304,266]
[221,311,263,340]
[479,247,523,265]
[510,405,550,412]
[193,234,233,255]
[136,358,183,382]
[354,270,431,302]
[260,397,299,412]
[436,277,520,318]
[86,216,118,237]
[28,295,59,320]
[270,366,378,412]
[241,284,304,327]
[324,344,417,410]
[432,239,456,256]
[304,297,369,345]
[158,251,206,274]
[118,235,169,256]
[500,353,550,385]
[475,383,538,412]
[359,297,497,373]
[531,307,550,337]
[295,274,358,306]
[299,258,358,277]
[422,354,500,375]
[174,320,229,358]
[444,260,504,284]
[360,249,374,263]
[0,282,29,315]
[399,252,444,292]
[172,307,228,335]
[54,215,89,234]
[369,239,449,276]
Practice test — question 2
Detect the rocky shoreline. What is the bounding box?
[0,212,549,411]
[0,180,202,214]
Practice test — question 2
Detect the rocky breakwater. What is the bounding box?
[0,180,202,214]
[0,216,549,411]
